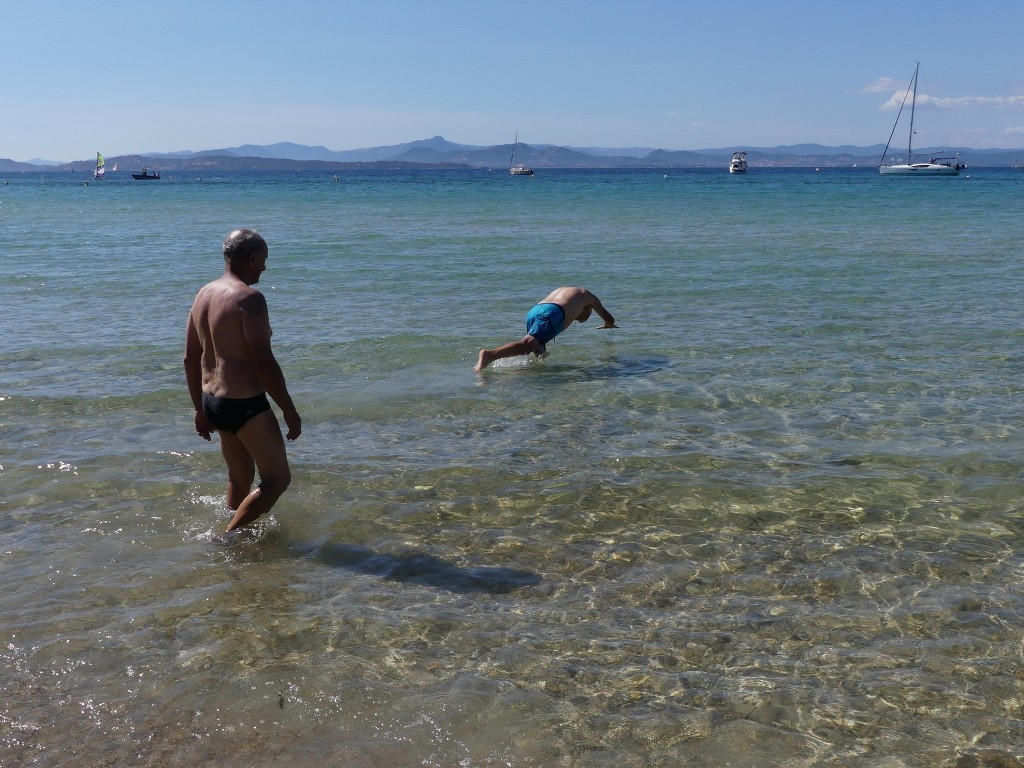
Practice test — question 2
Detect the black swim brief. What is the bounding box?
[202,392,272,434]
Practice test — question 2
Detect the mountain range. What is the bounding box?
[4,136,1023,172]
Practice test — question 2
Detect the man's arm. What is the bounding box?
[588,294,618,329]
[241,293,302,440]
[184,311,212,440]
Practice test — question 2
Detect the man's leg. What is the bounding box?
[219,431,256,511]
[474,335,540,371]
[223,410,291,532]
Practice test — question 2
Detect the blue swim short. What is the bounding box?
[525,302,566,347]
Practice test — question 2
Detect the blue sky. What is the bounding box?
[7,0,1024,161]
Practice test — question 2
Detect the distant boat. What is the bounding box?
[879,62,964,176]
[112,163,118,172]
[728,151,748,174]
[131,168,160,180]
[94,153,105,179]
[509,133,534,176]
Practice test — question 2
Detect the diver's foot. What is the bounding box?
[474,349,493,372]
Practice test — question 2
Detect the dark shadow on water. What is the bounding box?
[315,543,543,594]
[211,531,543,595]
[564,354,671,381]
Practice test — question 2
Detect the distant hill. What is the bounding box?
[0,158,55,172]
[139,137,1023,168]
[149,136,488,163]
[4,137,1023,172]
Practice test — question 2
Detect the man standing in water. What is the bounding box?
[474,286,618,371]
[184,228,301,532]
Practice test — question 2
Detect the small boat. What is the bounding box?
[728,151,748,173]
[509,132,534,176]
[131,168,161,180]
[879,63,965,176]
[94,153,105,179]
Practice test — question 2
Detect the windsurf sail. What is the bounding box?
[95,153,105,179]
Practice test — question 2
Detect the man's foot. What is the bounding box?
[474,349,493,372]
[211,528,254,546]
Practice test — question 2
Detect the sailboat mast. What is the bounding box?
[509,132,518,169]
[907,62,919,161]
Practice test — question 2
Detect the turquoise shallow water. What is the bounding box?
[2,167,1024,766]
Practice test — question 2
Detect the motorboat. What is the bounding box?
[131,168,161,180]
[729,151,748,173]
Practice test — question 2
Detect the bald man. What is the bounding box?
[184,228,301,532]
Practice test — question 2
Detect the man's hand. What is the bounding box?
[284,409,302,441]
[194,410,213,441]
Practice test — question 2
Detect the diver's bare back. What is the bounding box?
[541,287,596,325]
[191,275,268,399]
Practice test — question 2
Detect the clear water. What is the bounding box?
[2,167,1024,766]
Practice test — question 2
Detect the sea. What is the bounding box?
[2,165,1024,767]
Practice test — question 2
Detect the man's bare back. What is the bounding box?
[189,276,271,400]
[536,287,611,327]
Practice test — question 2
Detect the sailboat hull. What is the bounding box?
[879,163,959,175]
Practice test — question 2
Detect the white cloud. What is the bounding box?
[879,89,912,110]
[881,91,1024,111]
[925,94,1024,109]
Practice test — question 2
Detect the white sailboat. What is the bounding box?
[94,153,105,179]
[509,133,534,176]
[879,63,964,176]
